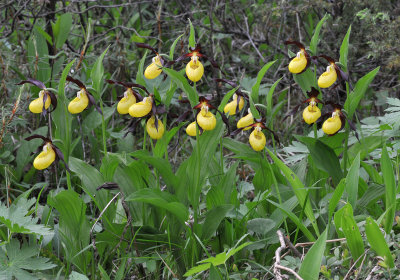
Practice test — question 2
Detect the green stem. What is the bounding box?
[219,138,224,175]
[193,81,200,224]
[343,124,350,176]
[343,81,351,176]
[313,122,318,139]
[99,99,107,156]
[143,126,147,150]
[61,94,72,190]
[150,139,160,189]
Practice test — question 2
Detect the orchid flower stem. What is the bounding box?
[269,122,277,155]
[220,138,223,175]
[163,116,168,161]
[150,139,160,189]
[99,99,107,157]
[143,125,147,150]
[343,124,350,176]
[64,97,72,190]
[194,81,200,224]
[313,122,318,139]
[343,82,350,176]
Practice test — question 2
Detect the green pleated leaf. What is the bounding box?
[130,150,179,192]
[298,229,327,280]
[217,86,240,112]
[163,67,198,107]
[267,199,315,241]
[340,204,364,266]
[346,152,360,208]
[136,49,147,87]
[52,13,73,49]
[202,204,233,240]
[381,144,396,234]
[344,67,380,119]
[188,18,196,49]
[309,14,329,55]
[296,136,343,186]
[293,68,316,95]
[365,217,394,268]
[339,25,351,72]
[91,46,110,96]
[328,178,346,221]
[266,77,282,120]
[170,33,184,60]
[266,147,319,236]
[126,188,188,223]
[250,60,276,103]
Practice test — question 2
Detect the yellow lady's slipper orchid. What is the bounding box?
[29,90,51,113]
[186,121,198,136]
[302,94,322,125]
[237,110,254,130]
[33,143,56,170]
[68,89,89,114]
[117,88,136,114]
[129,96,153,118]
[318,64,338,88]
[303,105,321,125]
[249,125,266,151]
[186,55,204,82]
[285,40,310,74]
[322,110,342,135]
[197,105,216,131]
[224,94,245,115]
[288,50,308,74]
[146,116,164,140]
[144,56,163,79]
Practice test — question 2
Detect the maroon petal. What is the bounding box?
[52,144,71,173]
[318,55,336,64]
[66,76,86,89]
[47,91,58,112]
[284,40,306,50]
[16,78,46,90]
[136,43,158,55]
[87,93,102,114]
[25,134,51,142]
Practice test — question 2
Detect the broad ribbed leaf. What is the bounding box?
[298,229,327,280]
